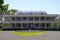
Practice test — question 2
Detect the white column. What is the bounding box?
[39,23,40,29]
[45,23,47,29]
[21,16,22,29]
[39,16,40,21]
[2,22,3,29]
[38,16,39,28]
[51,16,53,22]
[9,17,10,28]
[51,23,53,29]
[9,17,10,22]
[33,16,34,27]
[44,16,46,21]
[15,17,16,28]
[33,16,34,23]
[27,23,28,29]
[39,16,40,28]
[27,16,28,23]
[27,16,28,28]
[39,23,41,29]
[58,23,60,30]
[21,23,22,29]
[45,16,47,29]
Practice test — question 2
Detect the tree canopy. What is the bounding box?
[0,0,4,10]
[0,0,9,14]
[2,4,9,12]
[0,0,4,4]
[8,9,18,14]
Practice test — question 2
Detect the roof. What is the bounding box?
[15,11,47,15]
[3,11,59,17]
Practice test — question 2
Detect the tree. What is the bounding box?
[0,0,4,10]
[2,4,9,13]
[0,4,9,14]
[0,0,9,20]
[8,9,18,14]
[0,0,9,14]
[57,17,60,30]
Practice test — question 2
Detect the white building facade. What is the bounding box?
[2,11,59,30]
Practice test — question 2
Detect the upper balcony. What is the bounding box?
[3,16,58,23]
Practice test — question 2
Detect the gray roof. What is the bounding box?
[16,11,47,15]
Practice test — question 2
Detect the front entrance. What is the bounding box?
[28,23,33,30]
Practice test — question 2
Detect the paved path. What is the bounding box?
[0,31,60,40]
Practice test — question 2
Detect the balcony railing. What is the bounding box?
[3,20,58,23]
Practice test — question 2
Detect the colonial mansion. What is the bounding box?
[2,11,59,30]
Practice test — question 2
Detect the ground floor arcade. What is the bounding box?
[2,23,59,30]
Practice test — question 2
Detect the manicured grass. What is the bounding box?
[11,31,47,36]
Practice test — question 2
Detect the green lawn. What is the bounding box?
[11,31,47,36]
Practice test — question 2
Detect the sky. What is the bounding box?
[4,0,60,14]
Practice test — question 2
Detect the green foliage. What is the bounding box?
[0,0,9,12]
[56,17,60,23]
[0,0,16,14]
[0,0,4,4]
[0,4,9,14]
[0,0,4,10]
[8,9,18,14]
[2,4,9,12]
